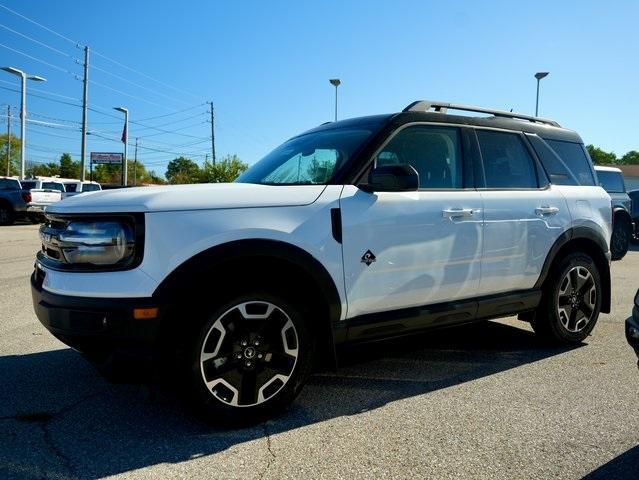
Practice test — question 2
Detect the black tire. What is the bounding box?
[531,252,602,344]
[185,291,315,426]
[28,214,42,224]
[610,217,630,260]
[0,202,15,226]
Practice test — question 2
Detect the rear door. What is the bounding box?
[339,124,483,321]
[475,128,570,296]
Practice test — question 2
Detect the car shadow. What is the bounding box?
[0,320,581,479]
[581,445,639,479]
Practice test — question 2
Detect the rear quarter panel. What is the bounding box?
[556,185,612,250]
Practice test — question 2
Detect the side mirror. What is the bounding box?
[362,164,419,192]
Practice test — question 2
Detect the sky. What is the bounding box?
[0,0,638,177]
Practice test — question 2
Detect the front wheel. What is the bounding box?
[531,252,602,344]
[187,293,314,425]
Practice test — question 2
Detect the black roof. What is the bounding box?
[304,110,583,144]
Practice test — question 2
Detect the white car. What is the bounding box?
[19,179,64,222]
[62,181,101,198]
[32,100,612,424]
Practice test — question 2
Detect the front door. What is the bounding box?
[339,125,483,320]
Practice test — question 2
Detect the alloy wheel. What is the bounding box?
[199,301,299,407]
[557,266,596,333]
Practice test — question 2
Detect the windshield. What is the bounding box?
[237,127,374,185]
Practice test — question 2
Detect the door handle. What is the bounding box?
[443,208,475,219]
[535,206,559,216]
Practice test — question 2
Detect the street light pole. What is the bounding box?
[329,79,341,122]
[1,67,46,180]
[534,71,549,117]
[5,105,10,176]
[134,137,138,186]
[114,107,129,186]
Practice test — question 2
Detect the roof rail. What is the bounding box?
[403,100,560,127]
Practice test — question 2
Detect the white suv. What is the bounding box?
[32,101,612,424]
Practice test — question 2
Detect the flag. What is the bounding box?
[121,122,127,143]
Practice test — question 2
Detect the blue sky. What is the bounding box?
[1,0,637,176]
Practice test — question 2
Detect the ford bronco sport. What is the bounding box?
[32,101,612,424]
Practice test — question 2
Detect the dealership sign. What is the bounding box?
[90,152,123,164]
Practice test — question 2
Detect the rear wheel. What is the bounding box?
[611,216,630,260]
[532,252,602,343]
[0,202,15,226]
[187,293,314,425]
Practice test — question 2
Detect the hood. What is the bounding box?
[47,183,327,214]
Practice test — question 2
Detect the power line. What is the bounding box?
[0,3,80,47]
[0,22,74,58]
[0,41,80,77]
[89,79,169,109]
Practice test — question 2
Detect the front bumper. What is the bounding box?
[626,295,639,367]
[31,266,163,379]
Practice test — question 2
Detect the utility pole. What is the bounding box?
[5,105,10,176]
[209,101,216,164]
[80,46,89,181]
[134,137,138,186]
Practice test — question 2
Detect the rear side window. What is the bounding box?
[82,183,100,192]
[597,171,625,193]
[20,181,36,190]
[544,139,595,186]
[477,130,538,188]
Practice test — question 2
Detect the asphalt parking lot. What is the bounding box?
[1,223,638,480]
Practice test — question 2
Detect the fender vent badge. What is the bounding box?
[361,250,376,266]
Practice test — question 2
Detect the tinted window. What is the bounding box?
[597,170,625,193]
[82,183,100,192]
[477,130,538,188]
[527,135,577,186]
[64,183,78,192]
[544,139,595,186]
[376,126,463,189]
[42,182,64,192]
[0,178,20,190]
[20,181,36,190]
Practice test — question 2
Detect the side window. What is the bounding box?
[376,126,463,189]
[477,130,538,189]
[597,171,625,193]
[527,135,578,186]
[82,184,100,192]
[544,139,595,186]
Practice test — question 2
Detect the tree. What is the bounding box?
[0,133,21,176]
[27,162,60,178]
[586,145,617,165]
[59,153,80,178]
[200,155,248,183]
[621,150,639,165]
[165,156,201,184]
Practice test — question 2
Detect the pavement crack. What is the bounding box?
[259,421,276,480]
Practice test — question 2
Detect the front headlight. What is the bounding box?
[58,221,135,265]
[39,215,143,271]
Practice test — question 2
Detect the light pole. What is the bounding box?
[114,106,128,186]
[534,72,549,117]
[329,78,341,122]
[1,67,46,180]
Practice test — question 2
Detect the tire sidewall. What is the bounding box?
[187,291,314,425]
[544,253,602,343]
[611,219,629,260]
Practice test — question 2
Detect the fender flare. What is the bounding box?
[534,226,611,313]
[612,207,633,227]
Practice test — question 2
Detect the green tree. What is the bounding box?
[165,156,201,184]
[621,150,639,165]
[586,145,617,165]
[27,162,60,178]
[59,153,80,178]
[200,155,248,183]
[0,133,21,176]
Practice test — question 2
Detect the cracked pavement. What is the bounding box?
[1,224,638,479]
